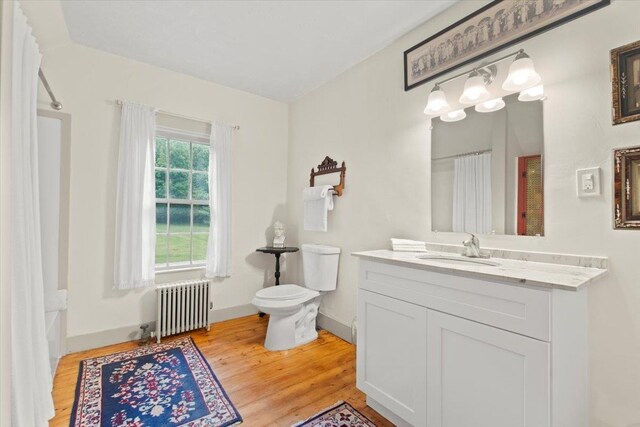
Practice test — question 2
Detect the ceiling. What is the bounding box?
[59,1,457,102]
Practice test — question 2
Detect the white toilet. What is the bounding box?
[252,244,340,351]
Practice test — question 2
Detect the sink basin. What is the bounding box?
[416,255,500,267]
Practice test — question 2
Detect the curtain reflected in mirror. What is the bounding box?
[431,93,544,236]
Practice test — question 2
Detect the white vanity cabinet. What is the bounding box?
[357,290,427,425]
[356,257,595,427]
[425,309,549,427]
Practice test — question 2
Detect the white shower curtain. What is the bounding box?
[452,152,492,234]
[206,122,233,278]
[10,4,55,425]
[113,102,157,289]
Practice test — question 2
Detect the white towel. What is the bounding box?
[393,247,428,252]
[390,238,427,252]
[303,185,334,232]
[391,238,425,246]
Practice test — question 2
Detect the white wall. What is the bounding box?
[37,116,61,296]
[35,42,290,343]
[287,1,640,425]
[431,159,455,232]
[0,1,13,425]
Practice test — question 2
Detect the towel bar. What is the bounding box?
[310,156,346,196]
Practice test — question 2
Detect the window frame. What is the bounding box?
[155,126,211,272]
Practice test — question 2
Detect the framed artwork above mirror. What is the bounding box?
[404,0,610,91]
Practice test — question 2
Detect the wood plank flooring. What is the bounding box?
[50,315,393,427]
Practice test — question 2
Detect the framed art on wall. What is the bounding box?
[611,40,640,125]
[404,0,610,91]
[613,146,640,229]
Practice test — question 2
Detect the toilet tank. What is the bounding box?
[302,244,341,291]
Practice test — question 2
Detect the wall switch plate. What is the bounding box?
[576,167,600,197]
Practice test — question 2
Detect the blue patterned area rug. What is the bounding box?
[293,401,377,427]
[70,336,242,427]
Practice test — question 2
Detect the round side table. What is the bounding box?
[255,246,299,286]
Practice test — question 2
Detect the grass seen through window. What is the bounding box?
[155,135,210,269]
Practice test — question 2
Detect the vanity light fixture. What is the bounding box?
[424,49,544,118]
[424,84,451,116]
[502,51,541,91]
[459,70,491,105]
[475,97,505,113]
[518,84,545,102]
[440,109,467,122]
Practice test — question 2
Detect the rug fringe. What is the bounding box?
[291,401,345,427]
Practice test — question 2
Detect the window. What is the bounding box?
[154,130,210,270]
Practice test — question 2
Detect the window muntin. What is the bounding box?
[155,132,210,270]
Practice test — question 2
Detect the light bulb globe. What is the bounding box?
[440,109,467,122]
[502,54,541,91]
[518,85,544,102]
[475,97,505,113]
[460,74,490,105]
[424,86,451,116]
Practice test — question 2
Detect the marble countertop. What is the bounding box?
[352,249,608,291]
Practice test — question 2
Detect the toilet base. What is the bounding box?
[263,299,320,351]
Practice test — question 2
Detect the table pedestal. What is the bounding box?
[255,247,300,317]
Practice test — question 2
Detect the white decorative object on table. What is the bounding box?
[273,221,286,248]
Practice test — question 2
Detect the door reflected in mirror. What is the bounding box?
[431,93,544,236]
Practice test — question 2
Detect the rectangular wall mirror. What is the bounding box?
[431,93,544,236]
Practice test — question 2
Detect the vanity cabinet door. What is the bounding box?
[357,289,427,427]
[426,310,550,427]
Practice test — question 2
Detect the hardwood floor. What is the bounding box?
[51,315,393,427]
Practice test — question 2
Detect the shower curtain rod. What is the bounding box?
[38,68,62,110]
[115,100,240,130]
[432,148,492,162]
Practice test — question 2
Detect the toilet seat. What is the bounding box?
[253,285,319,310]
[255,284,313,301]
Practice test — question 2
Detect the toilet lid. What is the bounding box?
[256,284,312,301]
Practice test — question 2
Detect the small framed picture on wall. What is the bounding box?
[611,40,640,125]
[614,146,640,229]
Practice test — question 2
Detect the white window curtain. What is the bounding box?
[113,102,157,289]
[452,152,492,234]
[10,4,55,425]
[206,122,233,278]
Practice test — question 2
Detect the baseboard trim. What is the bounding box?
[317,312,353,344]
[67,304,259,353]
[67,324,145,353]
[210,304,259,322]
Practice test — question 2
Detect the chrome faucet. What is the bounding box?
[462,233,481,258]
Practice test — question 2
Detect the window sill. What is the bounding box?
[156,265,206,275]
